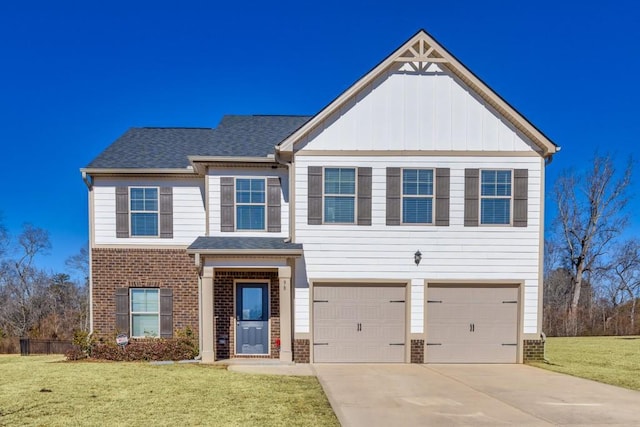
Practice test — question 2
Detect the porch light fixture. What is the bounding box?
[414,250,422,266]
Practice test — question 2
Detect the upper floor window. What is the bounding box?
[402,169,434,224]
[130,187,158,236]
[480,170,511,225]
[130,288,159,337]
[236,178,266,230]
[324,168,356,223]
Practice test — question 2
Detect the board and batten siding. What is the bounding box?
[207,167,289,238]
[93,177,206,245]
[293,156,543,335]
[297,64,542,154]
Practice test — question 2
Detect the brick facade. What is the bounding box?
[92,248,199,339]
[523,339,545,362]
[410,339,424,363]
[293,339,310,363]
[213,270,280,360]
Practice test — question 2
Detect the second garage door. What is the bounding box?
[426,285,519,363]
[313,284,406,363]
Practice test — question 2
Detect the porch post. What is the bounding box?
[278,266,293,362]
[201,267,215,363]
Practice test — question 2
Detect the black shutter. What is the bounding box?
[116,187,129,238]
[159,187,173,238]
[220,177,235,232]
[159,289,173,338]
[386,167,401,225]
[435,168,450,226]
[308,166,323,225]
[513,169,528,227]
[267,177,282,232]
[357,167,372,225]
[115,288,129,333]
[464,169,479,226]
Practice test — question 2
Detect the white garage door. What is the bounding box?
[313,284,406,363]
[426,285,519,363]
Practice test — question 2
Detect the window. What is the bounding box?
[481,170,512,225]
[402,169,434,224]
[130,187,158,236]
[324,168,356,223]
[130,289,159,337]
[236,179,266,230]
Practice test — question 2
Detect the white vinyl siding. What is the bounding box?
[294,155,542,334]
[297,65,541,154]
[93,178,205,245]
[208,168,289,238]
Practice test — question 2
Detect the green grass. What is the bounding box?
[0,356,339,427]
[530,336,640,391]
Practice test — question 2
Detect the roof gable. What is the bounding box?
[278,29,558,157]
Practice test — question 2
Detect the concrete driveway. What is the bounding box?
[313,364,640,426]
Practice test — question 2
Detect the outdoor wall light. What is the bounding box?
[414,250,422,266]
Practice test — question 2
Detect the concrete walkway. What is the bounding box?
[314,364,640,426]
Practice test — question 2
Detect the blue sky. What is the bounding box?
[0,1,638,272]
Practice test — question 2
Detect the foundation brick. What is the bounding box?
[411,339,424,363]
[523,339,545,362]
[293,339,310,363]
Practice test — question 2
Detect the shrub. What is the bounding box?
[91,336,198,361]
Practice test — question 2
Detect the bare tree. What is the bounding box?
[0,224,52,337]
[607,240,640,334]
[553,154,632,336]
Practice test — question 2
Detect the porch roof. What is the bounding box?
[187,237,303,256]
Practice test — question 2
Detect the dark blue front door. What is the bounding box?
[236,283,269,355]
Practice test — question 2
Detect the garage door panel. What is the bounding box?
[426,285,519,363]
[313,285,406,363]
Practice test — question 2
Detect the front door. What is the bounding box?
[236,283,269,355]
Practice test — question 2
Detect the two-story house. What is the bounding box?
[82,29,558,364]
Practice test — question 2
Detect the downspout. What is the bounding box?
[274,147,293,243]
[82,170,94,334]
[195,253,203,360]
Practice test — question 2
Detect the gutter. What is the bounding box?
[185,248,303,257]
[274,146,294,243]
[80,167,196,175]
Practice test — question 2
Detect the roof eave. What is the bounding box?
[185,248,304,257]
[81,167,196,175]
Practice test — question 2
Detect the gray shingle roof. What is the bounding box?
[188,237,303,251]
[86,115,311,169]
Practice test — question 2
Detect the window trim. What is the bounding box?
[400,168,435,225]
[234,177,267,231]
[129,186,160,237]
[479,169,513,226]
[130,288,160,338]
[322,167,357,224]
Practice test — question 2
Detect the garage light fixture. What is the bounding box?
[414,250,422,266]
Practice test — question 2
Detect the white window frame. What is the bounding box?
[322,167,357,224]
[130,288,160,338]
[235,177,267,231]
[129,186,160,237]
[401,168,435,225]
[479,169,513,226]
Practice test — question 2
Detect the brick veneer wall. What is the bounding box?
[92,248,199,339]
[411,339,424,363]
[523,339,545,362]
[293,339,310,363]
[213,270,280,360]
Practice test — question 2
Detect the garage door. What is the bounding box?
[426,285,519,363]
[313,285,406,363]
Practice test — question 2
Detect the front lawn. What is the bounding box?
[530,336,640,391]
[0,355,338,426]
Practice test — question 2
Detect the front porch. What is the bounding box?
[188,236,302,364]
